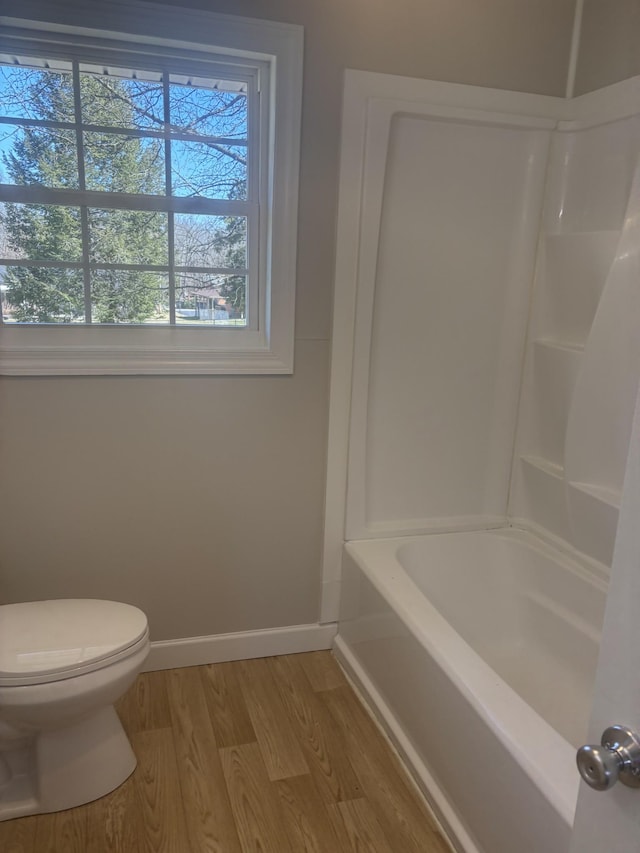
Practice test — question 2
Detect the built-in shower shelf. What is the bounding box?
[520,459,623,512]
[545,230,620,240]
[533,338,584,354]
[519,455,571,542]
[568,481,622,510]
[526,342,583,466]
[520,455,563,479]
[566,480,621,566]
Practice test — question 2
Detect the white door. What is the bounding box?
[569,382,640,852]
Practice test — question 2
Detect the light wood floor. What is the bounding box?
[1,651,451,852]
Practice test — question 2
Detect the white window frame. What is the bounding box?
[0,0,302,375]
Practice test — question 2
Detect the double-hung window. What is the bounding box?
[0,1,302,374]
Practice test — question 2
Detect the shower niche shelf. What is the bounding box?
[508,114,640,572]
[518,456,621,562]
[569,481,621,509]
[518,455,571,541]
[518,459,623,511]
[520,454,563,479]
[527,340,583,468]
[511,223,621,559]
[566,481,620,566]
[532,338,583,353]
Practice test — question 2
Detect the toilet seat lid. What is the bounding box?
[0,599,148,684]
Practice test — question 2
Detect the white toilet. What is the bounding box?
[0,599,149,821]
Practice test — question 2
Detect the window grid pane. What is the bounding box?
[0,53,253,328]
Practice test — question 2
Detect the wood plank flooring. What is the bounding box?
[0,651,451,852]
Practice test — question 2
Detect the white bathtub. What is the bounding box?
[335,527,607,853]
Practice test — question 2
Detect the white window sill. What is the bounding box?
[0,326,294,375]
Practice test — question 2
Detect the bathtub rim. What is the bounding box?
[341,525,607,828]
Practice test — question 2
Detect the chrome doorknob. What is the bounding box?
[576,725,640,790]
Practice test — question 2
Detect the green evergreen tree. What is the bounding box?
[1,70,166,323]
[217,215,247,318]
[215,179,248,318]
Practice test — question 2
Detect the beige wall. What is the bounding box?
[0,0,576,641]
[575,0,640,95]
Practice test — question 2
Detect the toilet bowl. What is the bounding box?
[0,599,149,821]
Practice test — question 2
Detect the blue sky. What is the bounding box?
[0,62,249,198]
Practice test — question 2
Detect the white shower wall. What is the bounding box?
[362,115,548,532]
[341,83,560,542]
[329,71,640,582]
[509,104,640,565]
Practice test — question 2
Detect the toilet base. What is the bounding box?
[0,705,136,821]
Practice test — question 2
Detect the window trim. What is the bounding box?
[0,0,302,374]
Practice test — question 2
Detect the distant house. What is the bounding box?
[175,285,234,323]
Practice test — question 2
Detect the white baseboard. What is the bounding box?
[144,622,337,671]
[333,635,478,853]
